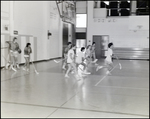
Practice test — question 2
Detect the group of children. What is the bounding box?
[62,41,116,78]
[62,42,98,78]
[5,37,32,72]
[4,37,116,77]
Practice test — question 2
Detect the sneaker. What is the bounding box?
[22,67,26,71]
[106,71,111,75]
[71,71,75,74]
[95,63,99,66]
[17,64,20,69]
[78,64,84,71]
[92,59,98,63]
[75,74,82,80]
[65,74,69,78]
[12,67,17,72]
[62,67,66,70]
[94,59,98,62]
[96,66,99,71]
[83,71,91,74]
[96,66,103,71]
[6,63,10,69]
[9,65,13,70]
[74,73,79,77]
[54,60,59,63]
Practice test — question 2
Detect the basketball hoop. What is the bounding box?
[56,1,75,24]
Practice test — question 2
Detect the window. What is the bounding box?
[136,0,149,15]
[94,0,149,16]
[94,0,131,16]
[76,14,87,28]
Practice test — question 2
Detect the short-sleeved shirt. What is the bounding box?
[76,51,85,64]
[67,49,75,63]
[64,47,69,58]
[24,47,32,55]
[64,47,69,54]
[91,46,95,54]
[106,48,113,62]
[10,42,19,51]
[85,49,91,58]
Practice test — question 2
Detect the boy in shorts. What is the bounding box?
[6,37,21,71]
[62,42,72,70]
[91,42,98,63]
[96,42,118,75]
[65,44,78,78]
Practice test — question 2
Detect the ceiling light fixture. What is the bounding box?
[104,1,109,5]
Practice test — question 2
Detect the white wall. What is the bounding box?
[1,1,64,67]
[1,1,10,67]
[129,16,149,30]
[76,28,86,32]
[76,1,87,14]
[75,1,87,34]
[1,1,10,34]
[87,1,149,48]
[93,8,107,18]
[13,1,62,60]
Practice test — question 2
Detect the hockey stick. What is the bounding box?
[30,58,39,74]
[53,59,65,63]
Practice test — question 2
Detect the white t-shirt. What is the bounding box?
[106,48,113,62]
[76,51,85,64]
[91,46,95,54]
[85,49,91,58]
[67,49,75,63]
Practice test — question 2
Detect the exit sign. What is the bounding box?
[14,30,18,35]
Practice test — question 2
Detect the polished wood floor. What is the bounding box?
[1,59,149,118]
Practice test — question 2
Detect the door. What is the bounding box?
[62,23,68,57]
[72,24,76,45]
[93,35,109,59]
[93,36,102,59]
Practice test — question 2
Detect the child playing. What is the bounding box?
[65,44,78,78]
[96,42,118,75]
[76,47,91,77]
[91,42,98,63]
[76,47,86,65]
[62,42,72,70]
[6,37,21,71]
[22,43,32,72]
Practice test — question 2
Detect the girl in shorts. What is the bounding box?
[22,43,32,72]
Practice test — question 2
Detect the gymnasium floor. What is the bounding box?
[1,59,149,118]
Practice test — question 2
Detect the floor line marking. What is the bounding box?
[96,85,149,90]
[95,64,118,86]
[1,71,36,82]
[1,101,148,117]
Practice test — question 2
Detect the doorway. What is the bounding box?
[62,23,68,57]
[93,35,109,59]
